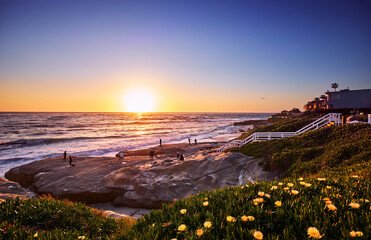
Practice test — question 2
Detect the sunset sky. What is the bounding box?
[0,0,370,112]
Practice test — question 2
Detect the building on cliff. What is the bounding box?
[325,89,371,109]
[304,88,371,111]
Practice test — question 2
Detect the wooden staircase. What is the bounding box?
[216,113,342,153]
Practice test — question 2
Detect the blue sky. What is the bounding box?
[0,0,370,112]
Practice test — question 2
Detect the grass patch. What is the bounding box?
[0,196,134,239]
[235,124,371,177]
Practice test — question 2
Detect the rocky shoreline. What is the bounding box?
[4,142,275,211]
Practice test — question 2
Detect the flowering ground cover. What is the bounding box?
[120,175,370,239]
[1,174,369,239]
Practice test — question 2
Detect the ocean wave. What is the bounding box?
[0,135,135,148]
[0,157,34,165]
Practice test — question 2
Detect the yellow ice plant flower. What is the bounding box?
[326,186,332,189]
[77,237,85,240]
[326,204,337,211]
[204,221,212,228]
[305,183,312,187]
[178,224,186,231]
[348,203,360,209]
[325,200,332,205]
[275,201,282,207]
[253,198,264,203]
[317,178,326,181]
[171,239,177,240]
[33,233,38,238]
[283,187,289,191]
[349,231,362,237]
[178,224,187,232]
[323,197,330,201]
[204,197,208,200]
[258,191,265,197]
[270,186,278,190]
[278,182,283,185]
[241,215,255,222]
[287,183,294,187]
[298,177,304,181]
[307,227,323,239]
[351,175,359,178]
[253,231,264,240]
[180,209,187,214]
[365,199,370,203]
[264,194,271,198]
[299,181,305,185]
[291,190,299,195]
[196,229,204,237]
[203,201,209,206]
[226,216,236,222]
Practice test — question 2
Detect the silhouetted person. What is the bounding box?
[119,152,124,162]
[160,138,162,146]
[188,137,191,145]
[63,151,67,161]
[179,154,184,161]
[69,155,72,166]
[150,149,155,160]
[177,152,180,159]
[194,139,197,145]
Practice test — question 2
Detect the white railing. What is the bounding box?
[216,113,342,153]
[295,113,341,135]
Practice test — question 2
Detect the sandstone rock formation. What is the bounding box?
[0,178,34,202]
[5,143,274,209]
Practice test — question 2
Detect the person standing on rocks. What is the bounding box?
[160,138,162,147]
[69,155,73,166]
[194,139,197,145]
[119,152,124,162]
[188,137,191,145]
[63,151,67,161]
[179,154,184,161]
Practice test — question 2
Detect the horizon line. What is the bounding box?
[0,111,278,114]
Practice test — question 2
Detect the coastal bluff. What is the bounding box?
[5,143,274,209]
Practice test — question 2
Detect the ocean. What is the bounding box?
[0,112,272,177]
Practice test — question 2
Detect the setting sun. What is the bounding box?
[123,89,156,112]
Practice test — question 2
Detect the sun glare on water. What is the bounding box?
[124,89,156,112]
